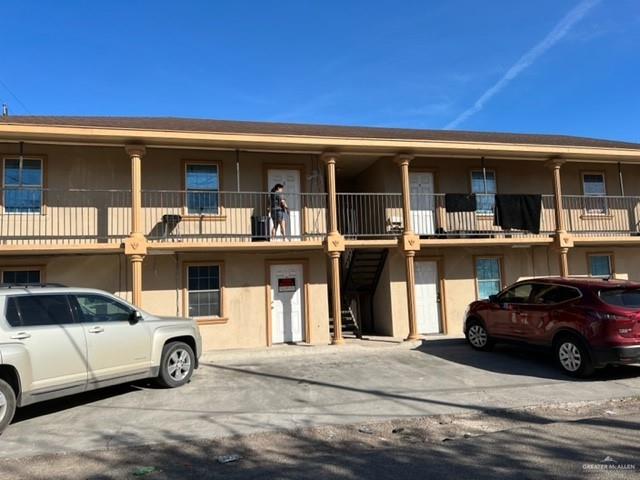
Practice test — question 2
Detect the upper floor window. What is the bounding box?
[185,163,219,215]
[582,172,607,214]
[470,170,496,214]
[3,157,43,213]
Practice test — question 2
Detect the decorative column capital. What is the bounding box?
[321,151,340,165]
[545,157,565,170]
[124,236,148,256]
[325,233,346,253]
[125,145,146,158]
[402,233,420,252]
[393,153,414,167]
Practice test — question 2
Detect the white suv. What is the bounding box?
[0,285,202,433]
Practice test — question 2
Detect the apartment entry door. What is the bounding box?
[268,169,301,239]
[410,172,435,235]
[270,263,305,344]
[415,260,443,334]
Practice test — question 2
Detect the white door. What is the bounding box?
[268,169,301,239]
[270,264,304,343]
[4,294,88,394]
[74,293,153,382]
[415,261,442,334]
[410,172,435,235]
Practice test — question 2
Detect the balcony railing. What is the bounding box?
[142,190,327,242]
[2,189,639,247]
[337,193,404,238]
[337,193,556,239]
[0,188,131,245]
[563,195,640,236]
[421,194,557,238]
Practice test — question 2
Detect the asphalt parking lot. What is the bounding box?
[2,339,639,459]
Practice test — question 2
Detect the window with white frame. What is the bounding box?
[3,157,43,213]
[185,163,219,215]
[186,264,221,318]
[2,269,41,285]
[471,170,496,214]
[476,257,502,299]
[582,173,607,214]
[589,254,613,278]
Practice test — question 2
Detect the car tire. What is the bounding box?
[156,341,196,388]
[554,334,594,378]
[0,379,17,435]
[465,319,494,351]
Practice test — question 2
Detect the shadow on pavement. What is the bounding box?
[416,338,640,381]
[12,380,158,424]
[2,410,640,480]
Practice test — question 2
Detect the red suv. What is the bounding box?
[464,277,640,377]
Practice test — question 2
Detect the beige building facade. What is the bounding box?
[1,116,640,350]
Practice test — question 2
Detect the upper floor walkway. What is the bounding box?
[1,188,639,249]
[1,116,640,252]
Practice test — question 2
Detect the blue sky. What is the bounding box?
[1,0,639,141]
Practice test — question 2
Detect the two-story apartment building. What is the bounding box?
[1,116,640,351]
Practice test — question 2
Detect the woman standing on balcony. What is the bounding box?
[270,183,289,239]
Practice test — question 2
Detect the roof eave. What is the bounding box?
[1,123,640,161]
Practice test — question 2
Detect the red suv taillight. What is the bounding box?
[588,310,640,339]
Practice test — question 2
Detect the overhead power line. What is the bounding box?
[0,77,31,114]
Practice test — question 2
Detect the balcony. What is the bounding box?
[1,189,639,249]
[0,188,131,246]
[563,195,640,237]
[338,193,557,239]
[142,191,328,243]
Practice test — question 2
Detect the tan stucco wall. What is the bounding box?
[411,245,562,336]
[371,250,393,336]
[568,246,640,281]
[140,250,330,350]
[0,253,131,300]
[0,250,329,351]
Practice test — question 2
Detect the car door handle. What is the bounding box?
[88,326,104,334]
[10,332,31,340]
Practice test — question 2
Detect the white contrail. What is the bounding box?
[444,0,601,130]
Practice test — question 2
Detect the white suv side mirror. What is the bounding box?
[129,310,143,324]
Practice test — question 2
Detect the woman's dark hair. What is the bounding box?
[271,183,284,192]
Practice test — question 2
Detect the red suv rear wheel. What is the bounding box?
[553,334,595,378]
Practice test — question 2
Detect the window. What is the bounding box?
[75,294,134,322]
[2,269,41,285]
[476,257,502,299]
[498,283,534,304]
[471,170,496,214]
[589,254,612,278]
[5,294,74,327]
[185,163,219,215]
[3,157,43,213]
[582,173,607,214]
[187,264,221,318]
[599,288,640,309]
[531,284,581,305]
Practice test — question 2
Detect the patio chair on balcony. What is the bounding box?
[386,216,403,234]
[161,214,182,240]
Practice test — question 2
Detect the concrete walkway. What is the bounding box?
[2,338,639,459]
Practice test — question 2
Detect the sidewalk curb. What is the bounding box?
[200,337,467,363]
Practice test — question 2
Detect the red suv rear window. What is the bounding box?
[598,288,640,309]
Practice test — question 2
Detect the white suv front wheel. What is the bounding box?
[0,379,16,435]
[156,341,195,388]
